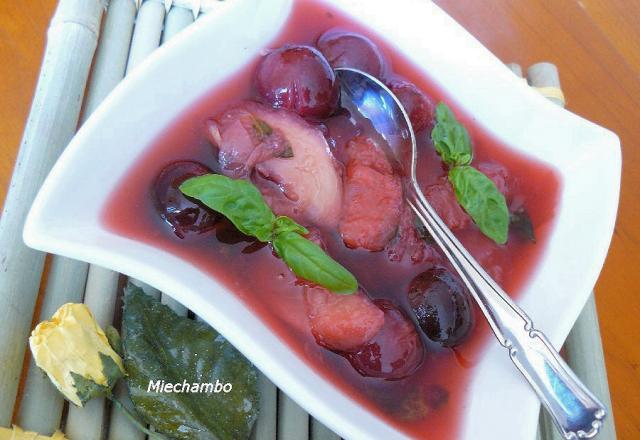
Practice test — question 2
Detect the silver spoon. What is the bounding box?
[335,67,606,440]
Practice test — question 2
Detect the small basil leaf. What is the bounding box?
[273,216,308,236]
[180,174,276,242]
[272,231,358,294]
[122,283,259,440]
[448,166,509,244]
[510,208,536,243]
[431,103,473,166]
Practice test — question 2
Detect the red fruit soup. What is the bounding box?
[103,1,560,438]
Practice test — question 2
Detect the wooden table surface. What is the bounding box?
[0,0,638,437]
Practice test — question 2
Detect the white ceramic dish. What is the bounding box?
[23,0,620,438]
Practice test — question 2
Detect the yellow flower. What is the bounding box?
[29,303,124,407]
[0,425,67,440]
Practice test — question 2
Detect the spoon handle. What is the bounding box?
[408,187,606,439]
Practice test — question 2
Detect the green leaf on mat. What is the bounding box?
[122,283,259,440]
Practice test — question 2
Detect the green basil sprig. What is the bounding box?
[431,103,473,166]
[431,103,510,244]
[180,174,357,294]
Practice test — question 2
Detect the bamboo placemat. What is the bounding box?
[0,1,616,439]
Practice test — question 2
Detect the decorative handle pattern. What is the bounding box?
[408,184,606,439]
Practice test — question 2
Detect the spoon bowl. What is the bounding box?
[335,68,415,170]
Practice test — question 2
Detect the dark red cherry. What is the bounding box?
[254,45,339,119]
[346,300,424,380]
[387,79,434,132]
[408,267,474,347]
[154,161,219,238]
[316,30,386,78]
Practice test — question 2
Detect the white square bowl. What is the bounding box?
[23,0,620,438]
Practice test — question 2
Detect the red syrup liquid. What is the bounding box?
[103,1,560,438]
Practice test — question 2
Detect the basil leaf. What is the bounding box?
[180,174,275,242]
[122,283,259,440]
[272,231,358,294]
[448,166,509,244]
[273,216,308,236]
[181,174,358,294]
[431,103,473,166]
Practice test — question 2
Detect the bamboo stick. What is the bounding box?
[108,381,145,440]
[310,419,340,440]
[162,0,195,40]
[0,0,105,426]
[139,0,220,17]
[277,392,309,440]
[250,374,278,440]
[506,62,523,77]
[527,63,615,440]
[538,410,560,440]
[16,0,136,433]
[126,0,166,74]
[527,62,565,107]
[82,0,138,116]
